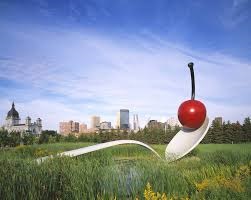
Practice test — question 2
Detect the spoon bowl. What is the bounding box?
[165,117,210,162]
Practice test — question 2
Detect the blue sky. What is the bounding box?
[0,0,251,130]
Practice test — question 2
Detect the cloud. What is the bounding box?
[0,24,250,130]
[220,0,250,28]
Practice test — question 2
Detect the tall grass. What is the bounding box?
[0,143,250,199]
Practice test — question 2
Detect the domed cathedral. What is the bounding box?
[4,102,42,135]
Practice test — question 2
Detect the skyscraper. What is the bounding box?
[90,116,100,129]
[133,114,140,132]
[116,109,129,129]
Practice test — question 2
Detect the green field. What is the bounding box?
[0,143,250,199]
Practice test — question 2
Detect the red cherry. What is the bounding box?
[178,100,206,129]
[178,62,207,129]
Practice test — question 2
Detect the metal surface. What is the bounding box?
[37,140,162,164]
[165,117,210,162]
[188,62,195,100]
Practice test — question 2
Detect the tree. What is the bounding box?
[121,129,129,140]
[22,132,35,145]
[232,121,244,143]
[165,125,176,144]
[242,117,251,142]
[0,129,9,147]
[38,132,50,144]
[39,130,58,144]
[212,120,224,143]
[42,130,57,137]
[201,127,212,143]
[8,131,21,147]
[222,121,233,143]
[64,134,77,142]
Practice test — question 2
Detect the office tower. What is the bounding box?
[133,114,140,132]
[79,123,87,133]
[100,121,112,130]
[59,120,79,136]
[72,121,79,132]
[90,116,100,129]
[59,122,70,135]
[213,117,223,125]
[147,120,164,129]
[116,109,129,129]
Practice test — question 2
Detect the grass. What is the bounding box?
[196,143,251,153]
[0,143,250,199]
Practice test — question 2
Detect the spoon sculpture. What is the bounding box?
[37,63,209,163]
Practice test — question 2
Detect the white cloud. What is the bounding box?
[220,0,250,28]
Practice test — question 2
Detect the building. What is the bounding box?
[90,116,100,129]
[59,120,79,136]
[116,109,129,129]
[147,120,164,129]
[3,102,42,135]
[133,114,140,132]
[213,117,223,125]
[166,117,181,128]
[72,121,79,132]
[79,123,87,133]
[100,121,112,130]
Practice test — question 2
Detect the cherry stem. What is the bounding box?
[188,62,195,100]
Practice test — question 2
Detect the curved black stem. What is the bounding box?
[188,62,195,100]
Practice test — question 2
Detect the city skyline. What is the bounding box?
[0,0,251,130]
[0,101,248,132]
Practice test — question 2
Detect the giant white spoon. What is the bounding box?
[165,117,209,161]
[37,120,209,163]
[37,124,209,163]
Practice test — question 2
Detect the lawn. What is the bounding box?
[0,142,250,199]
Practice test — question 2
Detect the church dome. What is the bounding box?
[7,102,19,119]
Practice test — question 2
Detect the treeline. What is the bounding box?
[77,125,181,144]
[76,117,251,144]
[0,127,180,146]
[202,117,251,144]
[0,130,59,147]
[0,130,35,147]
[0,117,250,147]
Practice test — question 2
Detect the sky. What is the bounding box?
[0,0,251,130]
